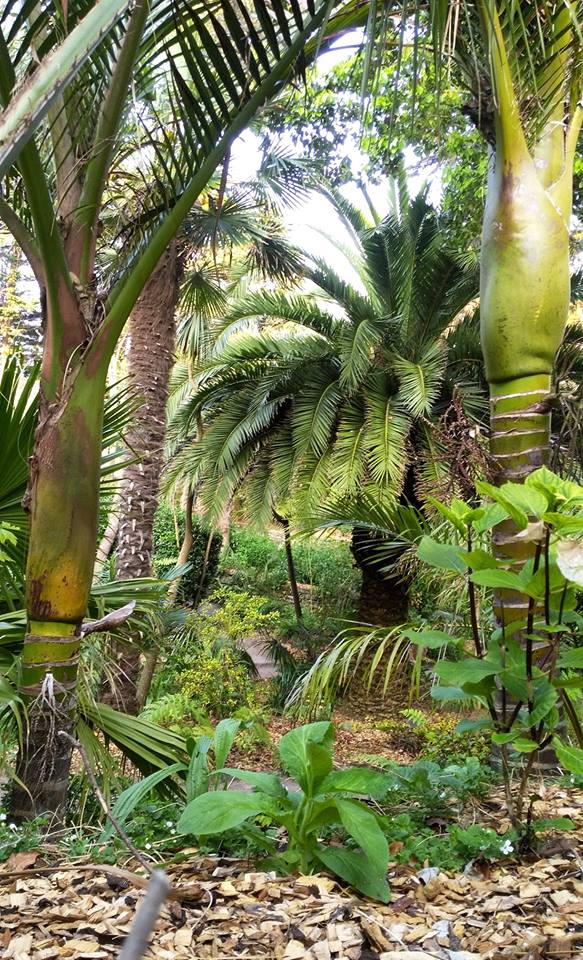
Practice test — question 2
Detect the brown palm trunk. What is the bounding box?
[103,242,180,714]
[353,535,410,626]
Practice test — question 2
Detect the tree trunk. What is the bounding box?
[478,10,577,772]
[13,374,105,820]
[93,491,121,580]
[351,526,410,627]
[166,487,195,605]
[104,242,180,714]
[273,511,302,623]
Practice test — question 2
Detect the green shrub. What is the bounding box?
[224,527,360,613]
[180,648,256,717]
[153,504,222,604]
[398,709,490,764]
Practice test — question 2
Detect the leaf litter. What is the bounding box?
[1,785,582,960]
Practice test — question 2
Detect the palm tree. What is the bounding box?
[381,2,582,634]
[167,181,482,624]
[0,0,357,818]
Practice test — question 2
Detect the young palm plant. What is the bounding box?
[0,0,358,817]
[167,180,482,624]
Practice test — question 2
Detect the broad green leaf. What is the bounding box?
[455,718,492,733]
[461,550,500,571]
[427,497,471,533]
[533,817,575,833]
[213,718,241,770]
[177,790,278,835]
[278,722,334,794]
[511,738,540,753]
[476,480,528,529]
[417,536,467,573]
[553,739,583,775]
[498,483,549,520]
[218,768,288,798]
[470,569,525,591]
[401,628,459,649]
[527,688,558,727]
[187,738,211,802]
[491,732,518,745]
[434,659,499,687]
[430,686,472,702]
[335,798,388,874]
[317,767,390,798]
[472,502,508,533]
[557,648,583,669]
[316,846,390,902]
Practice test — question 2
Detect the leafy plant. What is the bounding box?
[102,718,242,841]
[180,650,257,718]
[177,721,391,901]
[409,467,583,826]
[364,755,492,818]
[398,709,490,765]
[153,505,222,604]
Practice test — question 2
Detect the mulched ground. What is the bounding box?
[1,785,582,960]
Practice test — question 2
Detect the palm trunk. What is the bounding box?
[13,373,105,819]
[104,242,179,715]
[93,491,121,580]
[273,511,302,623]
[479,8,575,631]
[351,527,409,626]
[477,5,579,771]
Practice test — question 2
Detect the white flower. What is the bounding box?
[0,813,6,822]
[500,839,514,855]
[145,843,152,850]
[439,791,446,799]
[170,829,176,836]
[8,823,17,832]
[165,821,173,828]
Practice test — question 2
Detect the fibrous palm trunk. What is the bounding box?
[351,526,410,626]
[104,242,179,714]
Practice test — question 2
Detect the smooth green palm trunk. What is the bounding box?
[12,374,105,819]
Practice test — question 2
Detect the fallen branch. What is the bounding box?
[118,870,171,960]
[81,601,136,636]
[0,863,204,902]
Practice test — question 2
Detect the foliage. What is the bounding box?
[104,718,242,840]
[166,181,482,534]
[290,623,430,715]
[141,694,214,737]
[397,709,490,765]
[410,467,583,826]
[224,528,360,612]
[367,756,492,817]
[0,812,49,862]
[263,38,491,246]
[180,648,257,718]
[152,505,222,604]
[178,720,391,901]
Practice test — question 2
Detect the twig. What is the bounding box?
[0,863,203,902]
[118,870,171,960]
[58,730,152,874]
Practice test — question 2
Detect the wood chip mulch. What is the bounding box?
[1,786,582,960]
